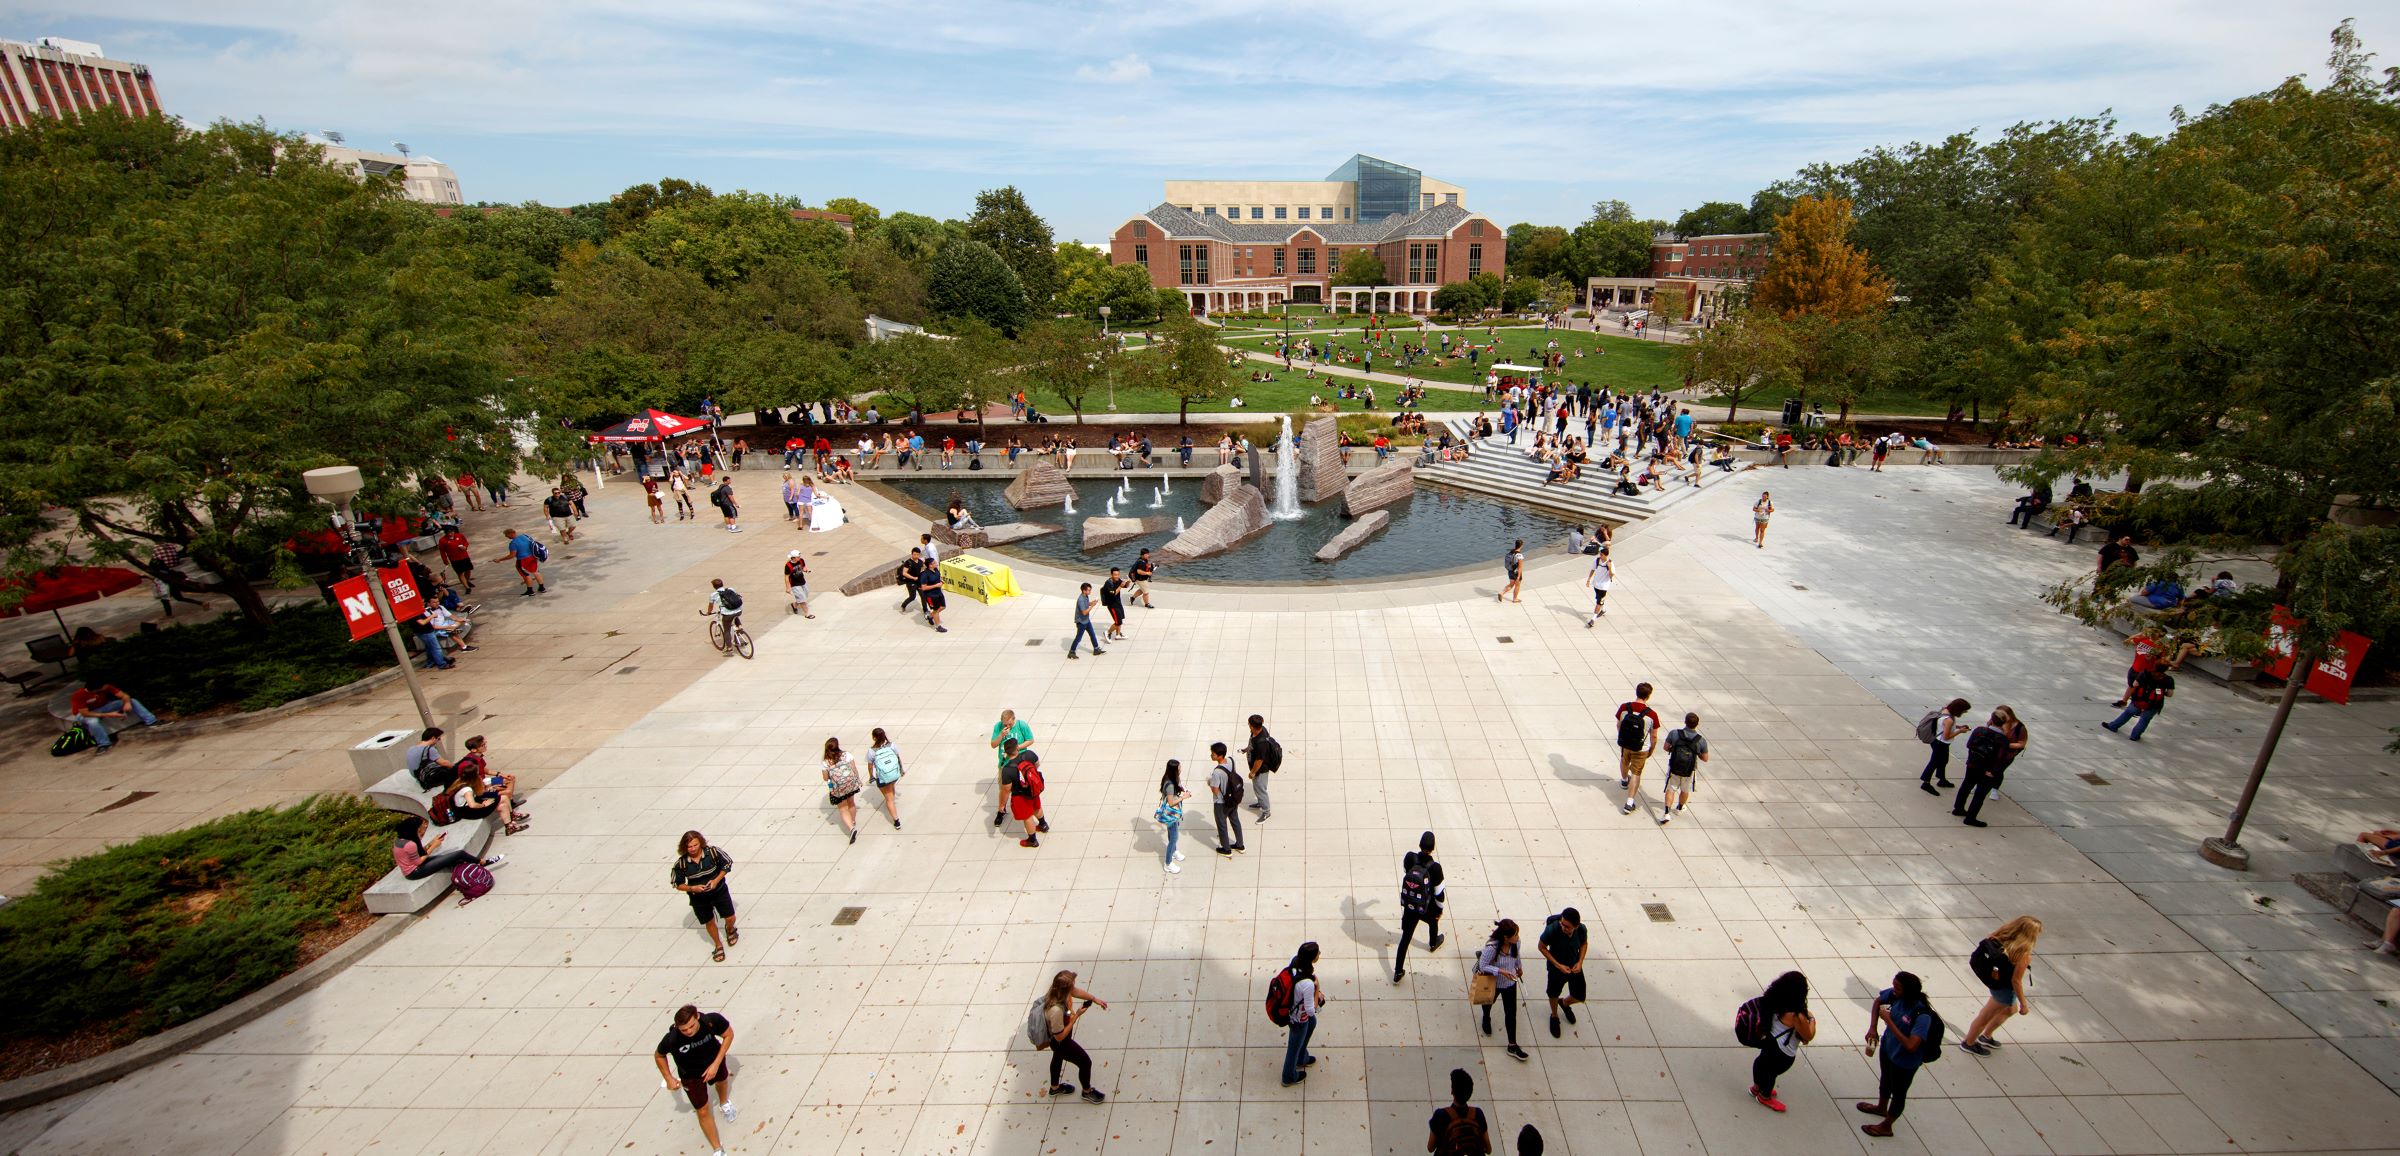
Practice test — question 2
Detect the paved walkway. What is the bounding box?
[7,466,2400,1154]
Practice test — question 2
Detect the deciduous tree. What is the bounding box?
[965,186,1060,309]
[928,238,1032,336]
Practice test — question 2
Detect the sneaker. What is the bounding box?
[1963,818,1988,827]
[1231,845,1246,854]
[1165,863,1181,874]
[1619,776,1630,789]
[1020,836,1039,848]
[1428,933,1445,951]
[1281,1074,1306,1087]
[1621,800,1637,814]
[893,819,902,829]
[1094,649,1106,655]
[936,626,948,633]
[1752,1087,1786,1112]
[482,853,508,869]
[1172,851,1186,862]
[1659,813,1672,825]
[1562,1005,1576,1025]
[1959,1040,1991,1056]
[1049,1083,1076,1097]
[1921,783,1939,795]
[1393,969,1406,983]
[1507,1046,1530,1062]
[994,810,1005,827]
[719,1103,737,1122]
[1068,652,1080,660]
[1978,1036,2002,1049]
[2102,721,2121,732]
[1550,1015,1562,1038]
[1037,818,1050,833]
[1216,848,1233,857]
[1080,1088,1106,1103]
[521,589,535,597]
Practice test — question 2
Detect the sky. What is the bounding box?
[4,2,2383,241]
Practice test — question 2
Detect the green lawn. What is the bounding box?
[1220,326,1684,392]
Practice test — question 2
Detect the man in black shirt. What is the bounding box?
[1100,568,1127,641]
[1129,550,1157,609]
[653,1005,736,1153]
[1538,907,1589,1039]
[1394,831,1446,982]
[1243,713,1282,820]
[897,549,925,612]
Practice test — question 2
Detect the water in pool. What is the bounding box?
[878,475,1581,583]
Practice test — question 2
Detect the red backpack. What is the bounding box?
[1264,967,1296,1027]
[1013,752,1045,797]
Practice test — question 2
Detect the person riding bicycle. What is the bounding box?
[702,578,745,642]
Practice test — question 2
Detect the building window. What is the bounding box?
[1250,207,1264,219]
[1179,244,1211,285]
[1470,219,1484,237]
[1422,193,1434,209]
[1134,244,1149,266]
[1298,248,1315,274]
[1297,207,1310,220]
[1132,221,1148,238]
[1274,206,1287,220]
[1468,243,1482,277]
[1203,206,1216,216]
[1445,193,1459,204]
[1340,207,1349,220]
[1274,248,1286,275]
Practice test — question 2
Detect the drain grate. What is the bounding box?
[1790,584,1809,591]
[1642,902,1674,923]
[617,666,639,675]
[1496,636,1514,644]
[1026,639,1045,647]
[92,790,156,815]
[832,906,866,926]
[2078,772,2112,786]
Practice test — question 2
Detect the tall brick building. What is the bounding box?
[0,37,160,129]
[1112,155,1504,315]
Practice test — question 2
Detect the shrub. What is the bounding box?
[74,603,391,716]
[0,796,393,1041]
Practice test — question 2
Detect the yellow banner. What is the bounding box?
[939,555,1021,604]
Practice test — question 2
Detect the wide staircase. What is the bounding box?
[1416,418,1717,525]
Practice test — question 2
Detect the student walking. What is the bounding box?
[867,727,904,828]
[1034,970,1110,1102]
[654,1005,737,1156]
[1157,760,1191,873]
[1753,492,1775,548]
[1428,1068,1493,1156]
[1538,907,1588,1038]
[1615,683,1661,814]
[2103,667,2173,741]
[1498,539,1525,603]
[1243,714,1282,821]
[1207,742,1246,855]
[989,708,1033,828]
[1068,582,1105,658]
[1130,550,1157,608]
[1959,916,2040,1055]
[1858,970,1938,1138]
[1475,919,1531,1061]
[916,554,947,633]
[823,737,863,844]
[783,551,815,618]
[1279,941,1326,1086]
[1743,970,1817,1111]
[999,737,1047,848]
[710,478,742,533]
[1658,713,1708,823]
[1917,698,1971,793]
[1951,712,2013,827]
[673,831,738,962]
[1583,548,1613,627]
[1393,831,1447,982]
[496,528,545,596]
[1100,567,1128,641]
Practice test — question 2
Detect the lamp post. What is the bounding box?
[1099,306,1116,411]
[303,465,437,734]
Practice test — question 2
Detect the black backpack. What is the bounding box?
[1253,734,1283,773]
[1914,1005,1947,1064]
[1617,708,1649,751]
[1969,937,2012,987]
[716,588,744,612]
[1220,767,1244,808]
[1401,857,1434,915]
[1665,730,1699,776]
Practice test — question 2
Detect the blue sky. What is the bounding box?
[5,2,2381,241]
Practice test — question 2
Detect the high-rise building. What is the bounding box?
[0,37,162,129]
[313,141,465,205]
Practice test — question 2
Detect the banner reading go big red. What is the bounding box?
[2264,606,2372,705]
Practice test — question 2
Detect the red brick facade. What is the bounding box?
[1650,232,1770,280]
[1110,205,1504,314]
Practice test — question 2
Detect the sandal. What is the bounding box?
[712,947,725,962]
[726,929,739,946]
[504,821,528,835]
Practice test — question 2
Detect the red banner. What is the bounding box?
[332,568,425,642]
[2262,606,2371,704]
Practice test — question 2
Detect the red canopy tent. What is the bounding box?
[0,565,145,635]
[588,409,708,444]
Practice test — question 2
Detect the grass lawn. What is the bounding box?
[1220,326,1684,393]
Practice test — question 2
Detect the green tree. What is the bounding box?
[876,211,955,263]
[604,177,713,237]
[1674,200,1750,237]
[1018,318,1117,423]
[1432,281,1480,315]
[1504,223,1573,281]
[447,202,605,297]
[1569,199,1660,279]
[822,196,881,233]
[1153,287,1192,321]
[964,186,1060,309]
[1500,276,1545,312]
[0,113,519,625]
[690,329,852,416]
[927,238,1032,336]
[619,192,849,289]
[851,331,970,421]
[1132,317,1231,423]
[1648,282,1690,328]
[1682,310,1798,420]
[1333,249,1388,286]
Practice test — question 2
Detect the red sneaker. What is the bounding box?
[1751,1087,1786,1113]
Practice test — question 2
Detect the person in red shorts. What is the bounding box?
[653,1005,736,1156]
[495,528,544,596]
[998,736,1047,848]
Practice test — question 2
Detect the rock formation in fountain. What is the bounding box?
[1296,415,1348,503]
[1201,464,1242,505]
[1313,510,1390,561]
[1340,462,1416,517]
[1080,516,1175,552]
[1003,463,1074,509]
[1157,484,1272,563]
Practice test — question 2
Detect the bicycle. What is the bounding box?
[703,608,754,659]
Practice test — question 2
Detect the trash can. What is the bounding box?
[1781,398,1804,426]
[350,728,417,790]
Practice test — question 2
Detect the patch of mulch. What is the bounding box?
[0,904,380,1084]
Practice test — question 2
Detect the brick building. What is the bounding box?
[1111,201,1504,316]
[0,37,160,129]
[1650,232,1771,280]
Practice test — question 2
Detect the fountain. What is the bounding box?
[1063,492,1076,514]
[1270,415,1303,520]
[1119,475,1132,495]
[1175,516,1187,533]
[1105,496,1117,516]
[1161,474,1171,493]
[1149,486,1165,509]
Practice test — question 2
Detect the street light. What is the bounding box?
[303,465,438,734]
[1099,306,1116,411]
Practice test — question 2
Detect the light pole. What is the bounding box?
[1100,306,1116,411]
[303,465,437,734]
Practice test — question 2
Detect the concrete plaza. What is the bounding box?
[6,461,2400,1155]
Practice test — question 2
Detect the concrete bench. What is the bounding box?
[364,767,444,823]
[363,817,495,914]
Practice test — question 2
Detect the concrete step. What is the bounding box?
[1418,419,1713,523]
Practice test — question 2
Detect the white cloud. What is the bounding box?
[1075,54,1151,84]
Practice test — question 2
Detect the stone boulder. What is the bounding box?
[1296,415,1348,503]
[1158,485,1272,563]
[1313,510,1390,562]
[930,521,987,548]
[932,520,1061,549]
[1003,463,1074,510]
[1341,462,1416,517]
[1200,464,1242,505]
[1080,515,1175,552]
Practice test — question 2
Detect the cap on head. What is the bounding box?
[789,550,802,559]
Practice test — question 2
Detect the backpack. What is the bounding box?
[1220,767,1244,808]
[410,754,453,791]
[1915,709,1944,744]
[1616,707,1649,751]
[1733,995,1770,1048]
[1433,1104,1488,1156]
[1025,998,1055,1050]
[871,746,904,785]
[1964,726,2007,770]
[50,723,96,757]
[1665,730,1700,776]
[716,588,743,612]
[1013,754,1045,798]
[532,540,549,563]
[1969,937,2013,988]
[1264,967,1296,1027]
[428,790,457,826]
[1913,1005,1946,1064]
[451,860,494,904]
[1401,858,1435,915]
[1252,734,1283,772]
[968,457,983,471]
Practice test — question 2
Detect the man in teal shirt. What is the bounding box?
[990,709,1032,827]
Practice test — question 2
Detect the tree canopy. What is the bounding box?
[964,186,1060,310]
